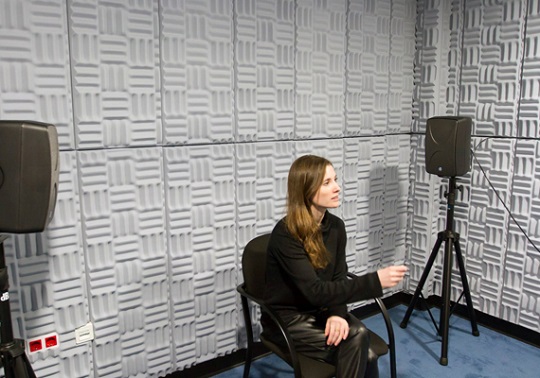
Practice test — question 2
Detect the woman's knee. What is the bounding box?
[346,319,370,348]
[347,318,379,363]
[368,347,379,363]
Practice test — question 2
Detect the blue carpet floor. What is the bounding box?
[213,305,540,377]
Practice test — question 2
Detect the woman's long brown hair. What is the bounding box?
[284,155,331,269]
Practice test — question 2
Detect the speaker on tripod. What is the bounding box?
[400,116,479,366]
[425,116,472,177]
[0,120,60,378]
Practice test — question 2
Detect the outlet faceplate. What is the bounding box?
[75,322,94,344]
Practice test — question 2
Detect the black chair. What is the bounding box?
[237,233,397,378]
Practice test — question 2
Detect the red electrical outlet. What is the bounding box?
[45,335,58,348]
[28,339,43,352]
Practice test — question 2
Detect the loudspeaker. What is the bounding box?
[425,116,472,177]
[0,121,60,233]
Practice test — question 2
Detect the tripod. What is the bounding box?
[400,176,479,366]
[0,235,36,378]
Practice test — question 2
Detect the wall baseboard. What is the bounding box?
[165,291,540,377]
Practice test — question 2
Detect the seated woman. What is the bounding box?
[263,154,408,378]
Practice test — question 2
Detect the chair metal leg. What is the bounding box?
[240,296,253,378]
[389,343,397,378]
[375,297,397,378]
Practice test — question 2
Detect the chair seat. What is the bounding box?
[368,329,389,357]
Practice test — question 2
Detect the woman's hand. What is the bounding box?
[377,265,408,288]
[325,316,349,346]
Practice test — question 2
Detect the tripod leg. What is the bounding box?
[438,236,454,366]
[453,239,480,336]
[400,233,444,328]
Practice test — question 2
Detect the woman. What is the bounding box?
[263,155,408,378]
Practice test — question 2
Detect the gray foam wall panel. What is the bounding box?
[165,144,237,368]
[295,0,347,138]
[69,0,162,149]
[161,0,234,145]
[234,0,296,141]
[410,0,540,332]
[0,0,74,149]
[78,148,170,377]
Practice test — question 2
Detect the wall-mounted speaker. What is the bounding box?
[0,121,60,233]
[425,116,472,177]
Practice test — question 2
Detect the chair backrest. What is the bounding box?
[241,233,271,299]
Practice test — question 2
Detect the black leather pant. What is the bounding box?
[266,312,379,378]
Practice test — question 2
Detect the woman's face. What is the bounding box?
[311,164,340,213]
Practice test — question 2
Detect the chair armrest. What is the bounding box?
[346,273,395,344]
[346,272,397,378]
[373,298,395,350]
[237,284,304,378]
